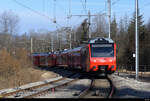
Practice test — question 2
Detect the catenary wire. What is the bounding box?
[12,0,62,27]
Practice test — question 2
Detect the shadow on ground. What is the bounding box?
[33,66,107,79]
[33,66,150,98]
[114,87,150,98]
[116,72,150,82]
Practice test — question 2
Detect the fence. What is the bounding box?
[116,65,150,77]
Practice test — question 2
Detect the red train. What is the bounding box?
[32,38,116,75]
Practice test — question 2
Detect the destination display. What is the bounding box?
[92,44,113,48]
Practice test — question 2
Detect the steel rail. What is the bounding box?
[77,79,93,98]
[23,78,80,98]
[77,76,115,98]
[0,77,65,98]
[107,76,115,98]
[0,73,77,98]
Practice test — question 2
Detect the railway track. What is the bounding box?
[0,73,81,98]
[76,75,115,98]
[0,71,115,98]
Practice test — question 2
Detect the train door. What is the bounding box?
[47,53,52,67]
[45,54,48,67]
[32,54,40,66]
[39,56,45,66]
[52,53,56,67]
[71,52,74,68]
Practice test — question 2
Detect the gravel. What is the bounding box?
[0,76,63,96]
[36,79,91,98]
[111,73,150,98]
[2,65,150,98]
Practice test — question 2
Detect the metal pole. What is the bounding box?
[56,26,58,41]
[88,10,91,39]
[68,1,72,49]
[31,37,33,53]
[53,0,56,23]
[69,31,72,49]
[108,0,111,39]
[51,34,54,52]
[59,32,61,50]
[135,0,139,80]
[69,0,71,17]
[56,26,59,50]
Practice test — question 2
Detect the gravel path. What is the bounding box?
[36,79,91,98]
[111,74,150,98]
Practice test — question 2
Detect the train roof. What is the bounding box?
[32,52,52,56]
[58,49,70,54]
[53,51,59,54]
[67,47,83,53]
[32,54,40,56]
[89,37,114,44]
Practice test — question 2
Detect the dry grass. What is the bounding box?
[118,69,150,77]
[0,48,42,90]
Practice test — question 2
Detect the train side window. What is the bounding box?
[40,57,45,63]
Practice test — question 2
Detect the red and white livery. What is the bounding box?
[32,37,116,75]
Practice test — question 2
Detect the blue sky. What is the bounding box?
[0,0,150,34]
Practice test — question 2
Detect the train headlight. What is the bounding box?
[93,60,96,62]
[109,59,113,62]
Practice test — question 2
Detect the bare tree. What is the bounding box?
[0,10,19,35]
[0,10,20,53]
[92,13,108,38]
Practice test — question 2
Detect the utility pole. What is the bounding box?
[69,28,72,49]
[51,34,54,52]
[107,0,111,39]
[70,11,105,39]
[31,37,33,53]
[88,11,91,38]
[58,31,61,51]
[135,0,139,80]
[53,0,56,23]
[68,0,72,49]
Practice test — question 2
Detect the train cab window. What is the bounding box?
[91,44,114,57]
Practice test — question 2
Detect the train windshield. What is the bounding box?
[91,44,114,57]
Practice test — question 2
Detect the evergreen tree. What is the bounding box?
[126,10,147,66]
[116,17,128,65]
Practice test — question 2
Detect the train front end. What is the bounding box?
[89,38,116,74]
